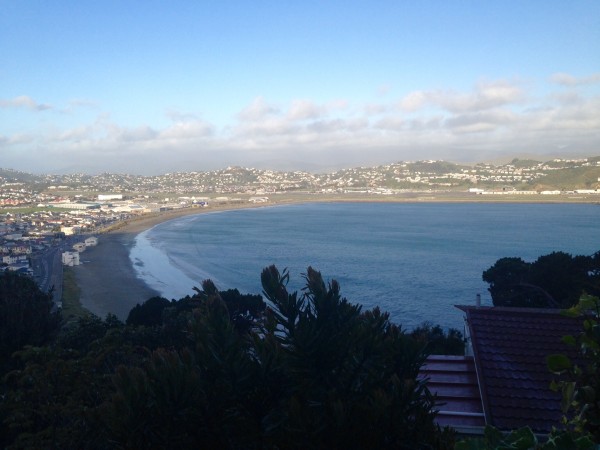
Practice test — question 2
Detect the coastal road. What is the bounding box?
[32,247,63,306]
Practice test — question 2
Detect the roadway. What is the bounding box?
[32,242,69,307]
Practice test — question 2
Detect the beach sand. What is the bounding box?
[70,203,270,320]
[72,230,159,320]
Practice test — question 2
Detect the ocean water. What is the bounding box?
[130,202,600,330]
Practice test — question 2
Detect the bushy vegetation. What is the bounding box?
[410,322,464,356]
[0,266,455,449]
[483,251,600,308]
[7,249,598,448]
[0,271,61,372]
[547,295,600,442]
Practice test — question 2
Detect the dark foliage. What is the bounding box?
[410,322,465,355]
[58,313,123,353]
[483,251,600,308]
[548,295,600,443]
[126,296,172,326]
[1,267,454,449]
[97,266,452,449]
[0,271,61,372]
[192,285,266,333]
[126,288,266,334]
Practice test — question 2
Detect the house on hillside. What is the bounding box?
[421,306,583,436]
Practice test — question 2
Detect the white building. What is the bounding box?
[109,204,148,213]
[62,251,80,266]
[85,236,98,247]
[2,254,27,264]
[98,194,123,201]
[49,201,101,210]
[249,196,270,203]
[72,242,86,252]
[62,226,82,236]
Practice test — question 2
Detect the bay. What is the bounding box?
[130,202,599,330]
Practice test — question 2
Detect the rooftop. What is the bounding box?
[424,306,584,435]
[421,355,485,433]
[460,306,583,433]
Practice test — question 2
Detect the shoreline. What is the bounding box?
[71,202,282,320]
[70,196,599,321]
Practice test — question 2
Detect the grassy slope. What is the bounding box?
[61,267,91,323]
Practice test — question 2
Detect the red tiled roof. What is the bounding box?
[421,355,485,433]
[457,306,583,434]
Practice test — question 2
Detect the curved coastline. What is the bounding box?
[71,202,277,320]
[71,194,600,321]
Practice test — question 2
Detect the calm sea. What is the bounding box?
[130,202,599,330]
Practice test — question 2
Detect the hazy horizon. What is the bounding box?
[1,2,599,175]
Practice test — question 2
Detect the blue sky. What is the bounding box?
[1,1,599,174]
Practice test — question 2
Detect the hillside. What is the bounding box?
[1,156,599,194]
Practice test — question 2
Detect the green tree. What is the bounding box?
[482,257,535,307]
[259,265,449,449]
[191,285,266,334]
[97,266,453,449]
[410,322,464,355]
[98,280,268,448]
[127,288,265,333]
[0,271,61,372]
[126,296,172,326]
[483,251,600,308]
[0,315,157,448]
[547,294,600,442]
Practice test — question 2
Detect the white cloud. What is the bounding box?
[117,126,158,142]
[57,125,96,142]
[550,72,600,86]
[287,100,324,120]
[445,109,517,134]
[237,96,280,121]
[7,133,34,145]
[363,102,390,115]
[399,91,428,112]
[374,116,405,131]
[408,117,443,132]
[61,98,98,114]
[437,81,523,113]
[524,97,600,132]
[2,75,599,174]
[0,95,52,111]
[160,120,214,140]
[399,80,523,113]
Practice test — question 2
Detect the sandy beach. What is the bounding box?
[72,230,159,320]
[71,203,274,320]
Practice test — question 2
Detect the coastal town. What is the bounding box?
[1,156,599,302]
[2,156,600,202]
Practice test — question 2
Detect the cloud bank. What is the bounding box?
[1,74,599,174]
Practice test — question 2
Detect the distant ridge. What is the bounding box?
[1,156,599,192]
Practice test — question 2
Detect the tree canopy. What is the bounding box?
[0,271,61,372]
[483,251,600,308]
[0,266,454,449]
